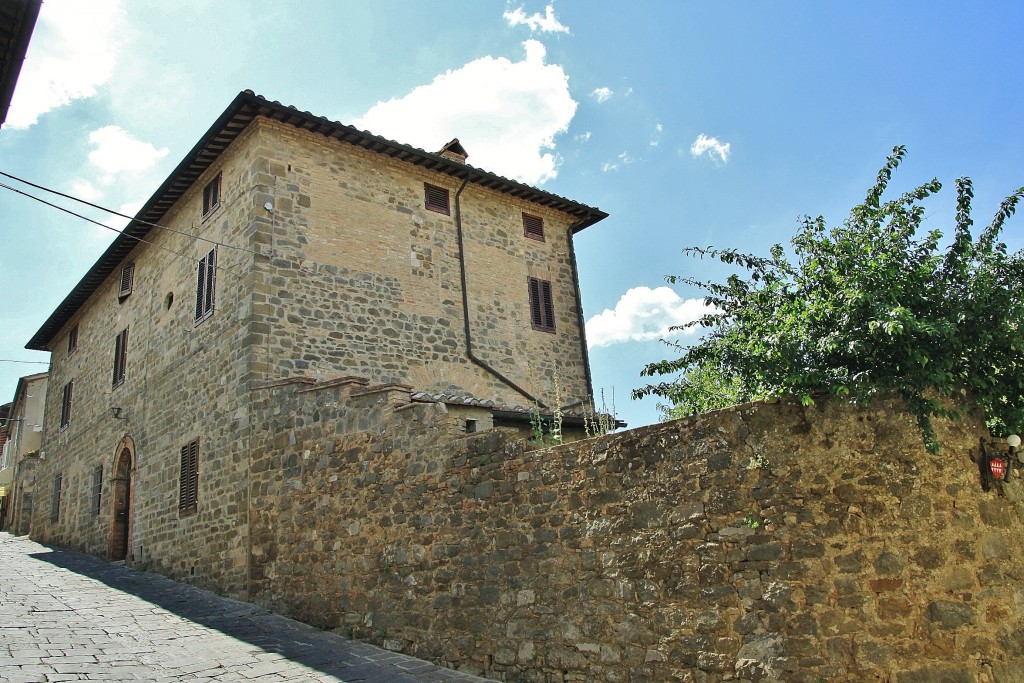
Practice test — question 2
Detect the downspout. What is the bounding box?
[566,216,597,405]
[454,173,546,409]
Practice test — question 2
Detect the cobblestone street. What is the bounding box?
[0,533,488,683]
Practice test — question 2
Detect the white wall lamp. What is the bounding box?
[981,434,1021,491]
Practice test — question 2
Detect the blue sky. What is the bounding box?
[1,1,1022,429]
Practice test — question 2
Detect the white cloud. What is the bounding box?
[586,286,715,348]
[574,131,591,143]
[690,133,731,163]
[69,179,102,203]
[87,126,169,181]
[355,40,576,185]
[650,123,663,147]
[591,87,613,103]
[119,200,145,219]
[503,5,570,33]
[6,0,125,128]
[600,150,637,173]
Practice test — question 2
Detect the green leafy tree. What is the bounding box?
[635,146,1024,452]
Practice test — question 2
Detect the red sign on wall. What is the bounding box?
[990,457,1007,480]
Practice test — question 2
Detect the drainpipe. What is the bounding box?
[453,173,546,409]
[566,216,597,405]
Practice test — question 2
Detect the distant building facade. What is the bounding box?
[25,91,607,593]
[1,372,47,534]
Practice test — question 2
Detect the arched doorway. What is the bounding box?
[109,443,133,561]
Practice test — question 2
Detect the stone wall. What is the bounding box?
[248,394,1024,682]
[31,123,262,595]
[243,119,593,410]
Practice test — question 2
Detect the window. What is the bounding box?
[523,213,545,241]
[59,380,73,431]
[202,173,221,217]
[424,183,450,215]
[119,263,134,298]
[179,440,199,516]
[112,328,129,388]
[195,248,217,323]
[51,472,62,523]
[528,277,556,332]
[91,465,103,517]
[67,324,78,355]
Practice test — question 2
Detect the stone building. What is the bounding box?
[1,371,47,535]
[25,91,608,590]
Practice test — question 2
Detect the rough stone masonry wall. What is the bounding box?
[241,119,592,410]
[248,393,1024,682]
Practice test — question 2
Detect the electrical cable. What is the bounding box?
[0,169,262,258]
[0,182,242,277]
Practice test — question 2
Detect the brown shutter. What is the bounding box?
[119,264,134,297]
[60,381,73,428]
[424,184,450,214]
[528,277,543,328]
[204,249,217,315]
[540,280,555,331]
[523,213,544,240]
[179,440,199,514]
[195,254,207,320]
[112,328,128,387]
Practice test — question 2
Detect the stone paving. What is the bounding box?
[0,533,489,682]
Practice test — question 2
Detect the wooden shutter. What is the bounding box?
[60,381,73,429]
[203,174,221,216]
[424,183,450,215]
[112,328,128,387]
[179,440,199,514]
[119,263,134,297]
[195,253,207,320]
[92,465,103,516]
[195,248,216,322]
[528,277,555,332]
[540,280,555,331]
[523,213,544,241]
[529,278,543,328]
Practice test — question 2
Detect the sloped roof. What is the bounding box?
[0,0,41,128]
[26,90,608,351]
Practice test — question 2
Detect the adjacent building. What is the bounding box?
[25,91,608,592]
[1,372,47,534]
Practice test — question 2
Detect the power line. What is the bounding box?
[0,169,262,259]
[0,359,49,365]
[0,181,242,277]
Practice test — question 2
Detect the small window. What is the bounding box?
[195,248,217,323]
[523,213,545,241]
[528,277,556,332]
[67,324,79,355]
[202,173,222,217]
[51,472,62,523]
[465,419,478,434]
[91,465,103,517]
[59,380,73,431]
[112,328,129,388]
[119,263,134,299]
[424,183,450,215]
[179,439,199,516]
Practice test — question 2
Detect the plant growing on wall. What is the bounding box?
[635,146,1024,452]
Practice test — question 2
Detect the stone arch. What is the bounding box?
[108,435,135,562]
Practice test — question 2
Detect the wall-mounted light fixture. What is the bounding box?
[980,434,1021,491]
[110,407,129,422]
